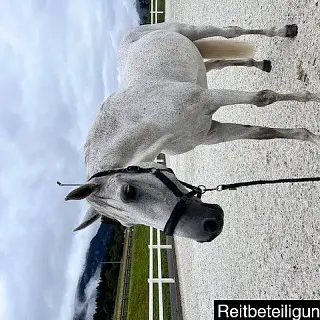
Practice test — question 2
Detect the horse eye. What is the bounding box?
[121,184,137,202]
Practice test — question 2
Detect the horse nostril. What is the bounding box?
[202,218,222,234]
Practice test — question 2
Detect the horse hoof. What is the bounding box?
[285,24,298,38]
[262,60,272,72]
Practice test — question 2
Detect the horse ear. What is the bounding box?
[65,183,98,201]
[73,207,100,231]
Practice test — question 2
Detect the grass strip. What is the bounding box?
[127,225,171,320]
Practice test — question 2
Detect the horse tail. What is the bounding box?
[194,39,255,59]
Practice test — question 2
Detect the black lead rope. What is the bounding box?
[182,176,320,196]
[165,175,320,237]
[215,176,320,191]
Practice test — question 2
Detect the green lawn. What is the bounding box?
[126,225,171,320]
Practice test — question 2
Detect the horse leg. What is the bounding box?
[190,24,298,40]
[202,89,320,110]
[203,121,320,146]
[205,59,272,73]
[129,23,297,41]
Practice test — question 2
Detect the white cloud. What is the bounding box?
[0,0,139,319]
[0,278,6,319]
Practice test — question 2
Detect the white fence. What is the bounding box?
[150,0,164,24]
[149,1,170,316]
[148,154,174,320]
[148,227,175,320]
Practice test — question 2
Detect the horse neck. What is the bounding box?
[84,86,174,178]
[84,124,171,178]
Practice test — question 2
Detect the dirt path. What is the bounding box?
[165,1,320,319]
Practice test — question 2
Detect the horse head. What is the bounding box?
[64,162,224,243]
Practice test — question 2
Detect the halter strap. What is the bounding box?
[88,165,174,181]
[59,164,320,238]
[154,171,184,197]
[163,199,186,236]
[87,165,202,236]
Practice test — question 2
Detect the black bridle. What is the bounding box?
[58,165,320,236]
[88,165,208,236]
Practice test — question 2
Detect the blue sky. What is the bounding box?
[0,1,139,319]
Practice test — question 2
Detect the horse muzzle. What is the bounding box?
[163,198,224,242]
[196,203,224,243]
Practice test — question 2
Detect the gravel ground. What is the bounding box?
[165,1,320,319]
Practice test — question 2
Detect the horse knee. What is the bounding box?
[296,128,312,140]
[224,26,245,38]
[253,90,278,107]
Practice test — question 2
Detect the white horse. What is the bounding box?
[64,23,320,242]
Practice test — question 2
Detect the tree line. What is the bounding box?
[93,218,125,320]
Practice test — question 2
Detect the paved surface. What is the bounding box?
[165,1,320,319]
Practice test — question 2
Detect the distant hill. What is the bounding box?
[135,0,150,24]
[73,223,113,320]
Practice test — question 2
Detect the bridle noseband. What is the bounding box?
[88,165,208,236]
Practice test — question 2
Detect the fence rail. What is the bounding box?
[150,0,164,24]
[148,228,175,320]
[119,228,133,320]
[148,154,177,320]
